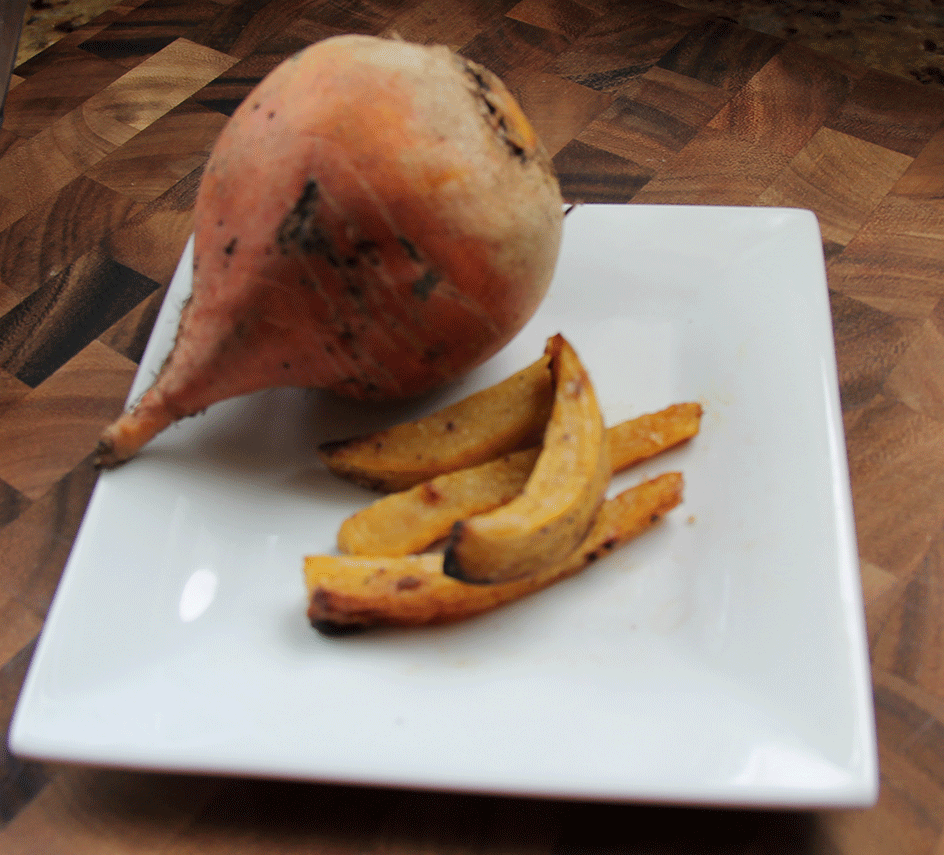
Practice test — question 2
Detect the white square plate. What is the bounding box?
[10,205,877,807]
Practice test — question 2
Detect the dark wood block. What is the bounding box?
[382,0,519,48]
[502,67,612,156]
[845,396,944,577]
[575,65,729,166]
[77,0,224,67]
[103,166,200,286]
[0,248,160,388]
[302,0,422,36]
[0,175,140,303]
[553,137,653,201]
[828,69,944,158]
[634,42,861,205]
[828,194,944,319]
[554,11,692,91]
[1,47,125,139]
[98,282,168,364]
[656,15,783,92]
[506,0,601,42]
[192,18,343,116]
[0,453,100,606]
[0,479,29,529]
[84,101,228,202]
[757,126,912,249]
[831,290,924,412]
[460,15,572,78]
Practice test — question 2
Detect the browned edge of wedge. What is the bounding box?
[306,472,684,633]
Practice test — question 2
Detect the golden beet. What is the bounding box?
[97,35,563,466]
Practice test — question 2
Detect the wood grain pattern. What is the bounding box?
[884,302,944,423]
[828,193,944,319]
[756,127,913,251]
[2,0,944,851]
[462,15,572,77]
[553,11,694,91]
[830,290,922,411]
[0,341,134,498]
[632,42,862,205]
[0,175,142,304]
[0,247,158,387]
[77,0,224,67]
[574,65,730,166]
[827,69,944,157]
[0,47,127,139]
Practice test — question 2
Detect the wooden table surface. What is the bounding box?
[2,0,944,851]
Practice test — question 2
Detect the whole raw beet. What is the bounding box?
[97,35,564,466]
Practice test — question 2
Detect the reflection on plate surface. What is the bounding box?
[10,205,877,807]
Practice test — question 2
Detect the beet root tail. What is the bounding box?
[95,390,181,468]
